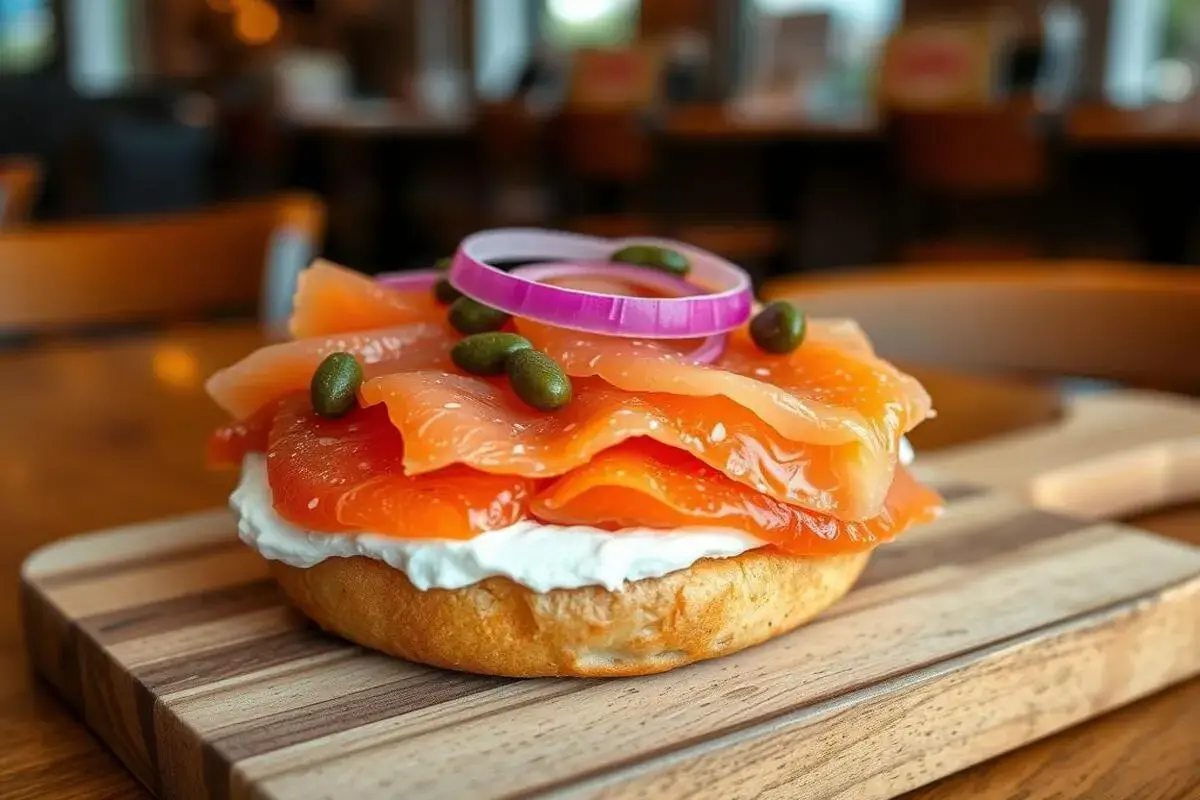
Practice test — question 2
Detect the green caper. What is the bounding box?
[433,278,461,304]
[610,244,690,276]
[310,352,363,418]
[749,301,807,355]
[506,349,572,411]
[449,297,511,334]
[434,256,452,271]
[452,332,533,376]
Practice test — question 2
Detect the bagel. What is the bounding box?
[271,548,870,678]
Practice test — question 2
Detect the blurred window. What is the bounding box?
[474,0,638,102]
[476,0,535,100]
[541,0,638,49]
[1106,0,1167,105]
[742,0,899,101]
[1104,0,1200,105]
[0,0,56,74]
[1153,0,1200,101]
[66,0,142,96]
[752,0,898,65]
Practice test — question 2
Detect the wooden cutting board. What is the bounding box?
[21,390,1200,800]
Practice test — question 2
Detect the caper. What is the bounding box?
[749,301,807,355]
[433,278,461,304]
[434,256,452,271]
[449,297,511,334]
[310,352,363,418]
[452,332,533,376]
[506,349,572,411]
[610,244,690,276]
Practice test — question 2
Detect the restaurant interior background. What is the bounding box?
[3,8,1200,796]
[5,0,1200,291]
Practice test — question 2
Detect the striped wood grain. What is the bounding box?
[21,483,1200,800]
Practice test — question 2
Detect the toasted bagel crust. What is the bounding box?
[271,548,870,678]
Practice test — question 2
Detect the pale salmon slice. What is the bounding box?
[516,319,931,450]
[532,440,943,556]
[360,373,885,520]
[205,322,453,418]
[290,260,443,338]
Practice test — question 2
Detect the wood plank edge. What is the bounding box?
[22,574,165,798]
[20,575,84,712]
[20,507,235,582]
[537,574,1200,799]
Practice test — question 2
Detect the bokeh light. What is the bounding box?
[151,345,201,391]
[546,0,626,25]
[233,0,281,46]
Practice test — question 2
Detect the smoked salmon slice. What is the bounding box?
[260,395,538,538]
[533,440,943,556]
[516,319,931,449]
[208,396,278,466]
[214,395,940,554]
[360,372,883,520]
[279,262,931,454]
[207,260,934,523]
[205,322,453,418]
[208,262,926,522]
[290,261,443,339]
[213,396,939,554]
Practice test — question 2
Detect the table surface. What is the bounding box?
[0,323,1196,800]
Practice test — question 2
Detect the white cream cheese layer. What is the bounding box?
[232,439,914,593]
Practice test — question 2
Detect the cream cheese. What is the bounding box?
[232,438,914,593]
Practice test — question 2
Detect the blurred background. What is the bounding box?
[6,0,1200,283]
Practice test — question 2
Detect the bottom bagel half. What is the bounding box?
[271,548,871,678]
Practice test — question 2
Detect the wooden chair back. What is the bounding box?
[889,105,1049,194]
[0,193,325,333]
[0,157,43,227]
[764,264,1200,395]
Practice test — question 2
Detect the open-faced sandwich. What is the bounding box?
[206,229,942,678]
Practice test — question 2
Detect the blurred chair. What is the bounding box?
[0,193,325,335]
[0,157,43,228]
[763,263,1200,395]
[887,106,1056,261]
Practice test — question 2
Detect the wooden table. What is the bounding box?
[0,324,1196,800]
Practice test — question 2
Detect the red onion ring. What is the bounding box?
[686,333,728,365]
[511,261,704,297]
[449,228,752,339]
[512,262,727,364]
[376,269,440,292]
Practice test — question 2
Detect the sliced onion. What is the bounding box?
[376,269,440,292]
[450,228,752,339]
[687,333,728,365]
[511,261,704,298]
[512,262,728,364]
